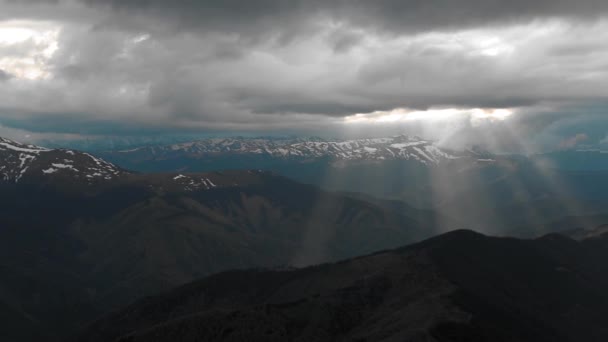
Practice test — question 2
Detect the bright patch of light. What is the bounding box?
[344,108,514,124]
[0,27,36,44]
[470,108,513,120]
[0,20,60,80]
[474,36,514,57]
[132,34,150,44]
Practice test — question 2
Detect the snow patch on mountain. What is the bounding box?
[170,174,218,191]
[0,137,126,184]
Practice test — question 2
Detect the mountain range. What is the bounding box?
[106,135,459,164]
[79,227,608,342]
[0,136,444,341]
[99,135,608,235]
[3,135,608,341]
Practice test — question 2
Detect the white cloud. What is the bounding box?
[0,20,60,80]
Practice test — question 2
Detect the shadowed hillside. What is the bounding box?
[79,229,608,342]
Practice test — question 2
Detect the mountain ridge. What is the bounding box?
[77,229,608,342]
[103,135,461,166]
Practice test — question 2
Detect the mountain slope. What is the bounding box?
[79,230,608,342]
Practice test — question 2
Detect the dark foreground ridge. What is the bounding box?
[79,228,608,342]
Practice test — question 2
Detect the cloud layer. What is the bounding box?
[0,0,607,151]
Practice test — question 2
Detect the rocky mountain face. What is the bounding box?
[0,137,443,341]
[78,229,608,342]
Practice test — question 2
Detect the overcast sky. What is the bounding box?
[0,0,607,151]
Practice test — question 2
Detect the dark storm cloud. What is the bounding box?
[327,28,365,53]
[0,107,226,136]
[0,0,96,23]
[251,103,379,116]
[0,113,158,135]
[82,0,608,36]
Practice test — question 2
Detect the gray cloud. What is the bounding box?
[327,27,365,53]
[80,0,608,36]
[0,0,607,151]
[0,69,11,81]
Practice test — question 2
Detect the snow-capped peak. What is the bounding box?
[0,137,126,184]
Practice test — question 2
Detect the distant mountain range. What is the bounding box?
[103,134,461,166]
[99,135,608,234]
[79,227,608,342]
[98,135,486,209]
[93,135,442,172]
